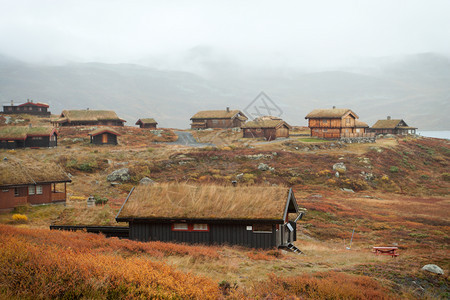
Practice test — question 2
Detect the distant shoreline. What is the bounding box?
[417,131,450,140]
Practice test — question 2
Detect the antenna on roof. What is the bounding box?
[10,100,13,106]
[387,116,391,120]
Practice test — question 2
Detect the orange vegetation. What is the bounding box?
[0,225,219,299]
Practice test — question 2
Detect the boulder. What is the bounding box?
[107,168,130,182]
[258,163,274,171]
[139,177,155,185]
[333,162,347,173]
[421,264,444,275]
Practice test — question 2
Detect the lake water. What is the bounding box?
[417,131,450,140]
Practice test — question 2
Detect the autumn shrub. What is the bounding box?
[11,214,28,223]
[245,272,391,299]
[442,173,450,181]
[389,166,399,173]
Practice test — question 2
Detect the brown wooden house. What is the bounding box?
[305,108,363,138]
[190,108,247,129]
[2,100,51,116]
[53,110,126,127]
[0,126,58,149]
[0,160,71,211]
[116,183,303,250]
[136,118,157,129]
[368,117,417,135]
[242,116,291,141]
[89,127,120,145]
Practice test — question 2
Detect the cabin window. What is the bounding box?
[7,107,12,111]
[346,118,351,125]
[172,223,189,231]
[14,188,19,197]
[36,185,43,195]
[193,224,209,231]
[322,119,327,124]
[212,120,219,125]
[256,129,262,132]
[252,224,272,233]
[32,137,43,140]
[323,129,327,132]
[28,185,35,195]
[2,189,8,192]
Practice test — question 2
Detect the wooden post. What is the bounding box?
[64,182,67,201]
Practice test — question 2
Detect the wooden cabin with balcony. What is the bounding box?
[89,127,120,145]
[242,116,291,141]
[0,126,58,149]
[53,109,126,127]
[368,117,417,135]
[2,99,51,116]
[190,108,247,129]
[116,183,304,249]
[0,160,71,211]
[305,108,361,139]
[135,118,158,129]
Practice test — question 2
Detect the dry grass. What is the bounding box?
[59,109,123,121]
[0,159,70,186]
[118,183,291,220]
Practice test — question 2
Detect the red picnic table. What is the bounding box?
[372,246,399,257]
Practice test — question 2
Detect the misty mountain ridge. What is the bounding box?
[0,53,448,130]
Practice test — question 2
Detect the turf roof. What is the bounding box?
[58,110,124,122]
[0,126,56,140]
[117,183,295,221]
[191,110,247,120]
[305,108,358,119]
[0,160,71,186]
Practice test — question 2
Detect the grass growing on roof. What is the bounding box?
[118,183,290,220]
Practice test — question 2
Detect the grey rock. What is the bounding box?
[310,194,322,198]
[258,163,274,171]
[303,147,310,152]
[341,188,354,193]
[86,196,95,208]
[107,168,130,182]
[421,264,444,275]
[236,173,244,180]
[335,172,339,178]
[110,181,121,186]
[333,162,347,173]
[139,177,155,185]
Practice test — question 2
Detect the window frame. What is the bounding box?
[171,223,210,232]
[14,188,19,197]
[36,185,43,195]
[172,223,189,231]
[252,224,273,233]
[192,224,209,231]
[28,185,35,195]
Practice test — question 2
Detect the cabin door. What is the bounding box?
[102,133,108,144]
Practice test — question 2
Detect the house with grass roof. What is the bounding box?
[135,118,158,129]
[89,127,121,145]
[0,126,58,149]
[53,109,126,127]
[242,116,291,141]
[0,160,71,210]
[368,117,417,135]
[116,183,304,250]
[190,107,247,129]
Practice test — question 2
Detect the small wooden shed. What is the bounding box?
[135,118,158,129]
[89,127,121,145]
[116,183,303,249]
[242,116,291,141]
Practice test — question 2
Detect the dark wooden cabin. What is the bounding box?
[2,100,51,116]
[242,116,291,141]
[89,127,120,145]
[136,118,157,129]
[53,110,126,127]
[190,108,248,129]
[0,126,58,149]
[0,160,71,211]
[355,120,369,134]
[116,184,303,249]
[368,117,417,135]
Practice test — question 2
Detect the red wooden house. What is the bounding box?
[2,100,51,116]
[0,160,71,211]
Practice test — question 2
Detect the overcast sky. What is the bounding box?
[0,0,449,69]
